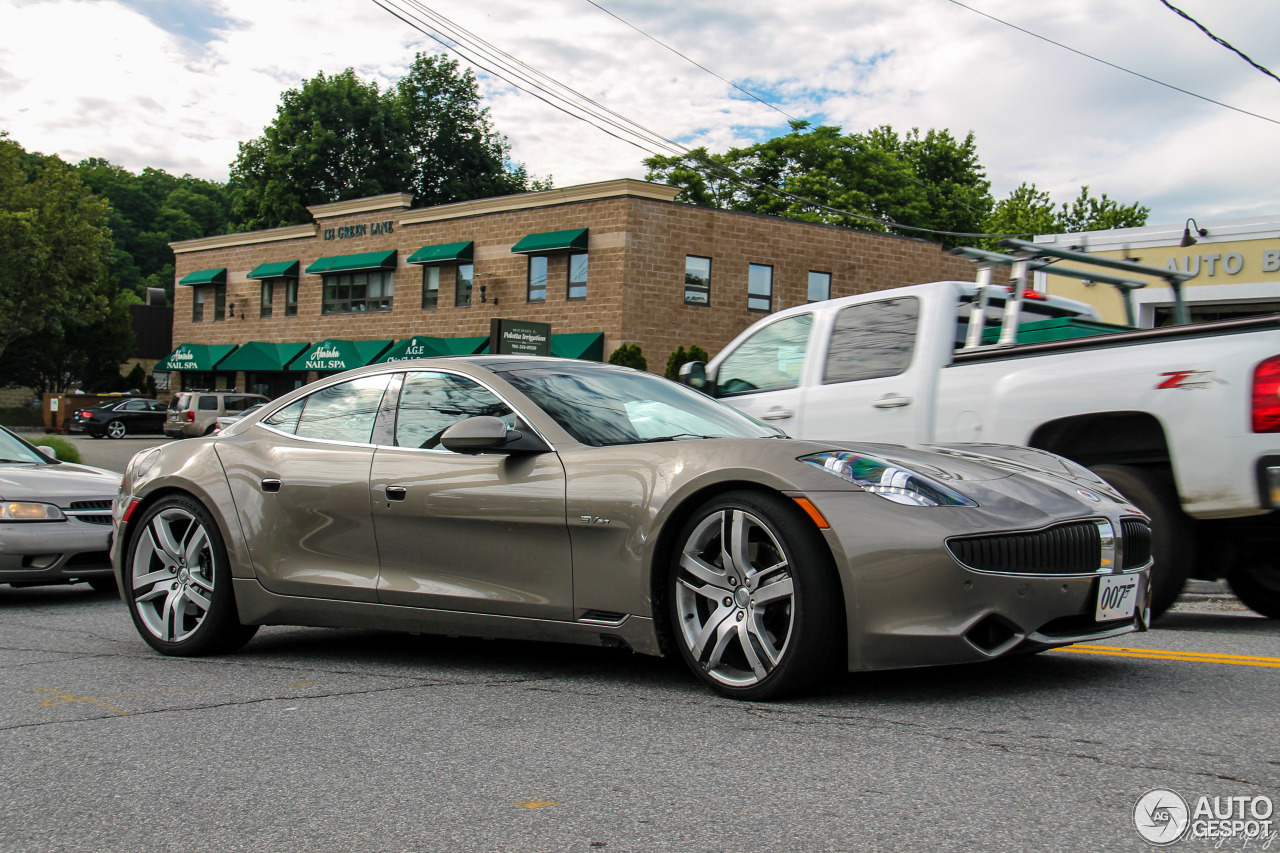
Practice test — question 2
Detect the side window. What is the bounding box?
[395,371,513,450]
[149,402,167,412]
[292,375,391,444]
[122,400,146,411]
[823,297,919,384]
[197,396,218,411]
[716,313,813,396]
[263,399,304,435]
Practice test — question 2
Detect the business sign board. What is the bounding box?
[490,319,551,357]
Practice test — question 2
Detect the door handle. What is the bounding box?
[260,479,281,493]
[760,409,794,421]
[873,395,912,409]
[386,486,408,502]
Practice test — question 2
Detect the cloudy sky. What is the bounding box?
[1,0,1277,229]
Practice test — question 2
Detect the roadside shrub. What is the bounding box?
[608,343,647,371]
[664,344,710,380]
[29,435,81,464]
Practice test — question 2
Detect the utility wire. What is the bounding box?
[943,0,1280,126]
[581,0,798,122]
[371,0,1040,240]
[1155,0,1280,86]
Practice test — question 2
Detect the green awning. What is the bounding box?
[177,268,226,286]
[305,251,397,275]
[154,343,238,372]
[511,228,588,254]
[217,341,311,372]
[550,332,605,361]
[375,335,491,362]
[246,261,300,280]
[287,339,393,372]
[407,241,474,265]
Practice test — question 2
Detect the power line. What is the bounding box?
[943,0,1280,126]
[1155,0,1280,86]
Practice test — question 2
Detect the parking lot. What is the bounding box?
[2,433,1277,851]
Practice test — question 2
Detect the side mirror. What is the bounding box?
[678,361,714,396]
[440,416,549,454]
[37,445,58,461]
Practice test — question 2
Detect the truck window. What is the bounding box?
[717,313,813,396]
[823,297,919,384]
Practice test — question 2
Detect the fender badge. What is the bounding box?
[1077,489,1102,502]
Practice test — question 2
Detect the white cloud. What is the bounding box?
[0,0,1276,225]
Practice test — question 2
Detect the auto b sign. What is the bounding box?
[490,319,551,357]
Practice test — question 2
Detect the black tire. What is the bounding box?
[667,489,843,700]
[87,576,118,594]
[204,424,217,436]
[1227,558,1280,619]
[123,495,258,655]
[90,432,104,440]
[1090,464,1193,620]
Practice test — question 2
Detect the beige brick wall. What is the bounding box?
[170,191,975,378]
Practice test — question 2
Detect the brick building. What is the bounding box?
[160,179,973,397]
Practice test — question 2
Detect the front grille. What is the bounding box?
[1121,520,1152,568]
[72,514,113,525]
[70,500,113,511]
[67,500,114,525]
[948,522,1101,575]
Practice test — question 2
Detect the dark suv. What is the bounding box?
[164,391,269,438]
[70,398,168,439]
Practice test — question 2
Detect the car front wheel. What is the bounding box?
[124,495,258,655]
[668,490,843,700]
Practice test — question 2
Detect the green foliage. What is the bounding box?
[29,435,80,464]
[0,135,113,365]
[232,53,547,229]
[982,183,1150,247]
[664,344,710,380]
[644,121,993,248]
[607,343,647,371]
[0,407,43,428]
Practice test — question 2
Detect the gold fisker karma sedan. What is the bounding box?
[111,358,1152,699]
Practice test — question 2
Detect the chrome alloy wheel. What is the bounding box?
[130,507,217,643]
[675,508,795,687]
[106,420,127,439]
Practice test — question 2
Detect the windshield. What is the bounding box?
[168,395,190,411]
[0,429,51,464]
[499,364,779,447]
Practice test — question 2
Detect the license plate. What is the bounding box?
[1096,573,1139,621]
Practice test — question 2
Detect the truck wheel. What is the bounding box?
[1090,465,1193,620]
[1227,557,1280,619]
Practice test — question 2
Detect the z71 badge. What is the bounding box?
[1156,370,1213,390]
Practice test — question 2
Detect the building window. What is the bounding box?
[456,263,473,307]
[528,256,548,303]
[260,280,274,318]
[748,264,773,312]
[213,284,226,321]
[321,270,394,314]
[567,253,588,300]
[193,287,206,322]
[194,284,225,322]
[285,280,298,317]
[685,256,711,306]
[422,266,440,310]
[808,271,831,302]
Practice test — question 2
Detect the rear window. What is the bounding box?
[168,395,191,411]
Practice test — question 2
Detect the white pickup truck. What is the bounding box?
[681,242,1280,619]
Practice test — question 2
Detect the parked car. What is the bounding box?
[0,426,121,591]
[70,397,167,439]
[164,391,268,438]
[212,403,267,434]
[113,358,1152,700]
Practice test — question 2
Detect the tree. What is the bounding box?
[0,135,113,365]
[982,183,1149,246]
[232,53,548,229]
[665,344,709,380]
[608,343,647,371]
[644,121,993,248]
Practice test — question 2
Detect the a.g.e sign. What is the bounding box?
[490,319,551,356]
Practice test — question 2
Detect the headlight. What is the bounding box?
[800,451,978,507]
[0,501,66,521]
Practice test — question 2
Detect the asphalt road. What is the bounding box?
[2,580,1276,852]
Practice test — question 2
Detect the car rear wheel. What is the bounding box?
[125,495,258,655]
[1090,464,1192,620]
[106,419,127,439]
[668,490,843,700]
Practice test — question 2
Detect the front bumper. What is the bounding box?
[0,520,114,585]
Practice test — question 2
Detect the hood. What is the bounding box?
[0,462,122,504]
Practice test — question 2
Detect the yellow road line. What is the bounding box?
[1055,645,1280,668]
[37,688,129,716]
